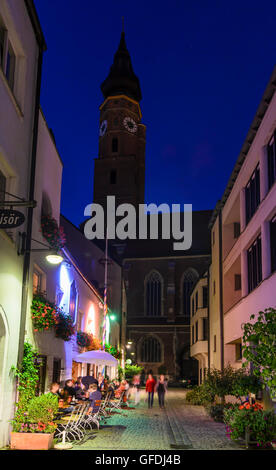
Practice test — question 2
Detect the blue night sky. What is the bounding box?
[35,0,276,227]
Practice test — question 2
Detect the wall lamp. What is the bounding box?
[19,233,64,265]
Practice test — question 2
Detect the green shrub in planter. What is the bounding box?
[185,383,214,406]
[12,393,59,434]
[206,403,238,423]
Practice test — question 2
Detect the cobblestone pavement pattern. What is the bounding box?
[72,389,241,450]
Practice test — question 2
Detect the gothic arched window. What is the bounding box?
[112,137,118,153]
[141,336,161,363]
[182,268,198,317]
[145,270,162,317]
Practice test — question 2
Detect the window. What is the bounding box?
[192,325,194,345]
[33,270,42,294]
[112,137,118,153]
[245,165,260,224]
[0,169,6,206]
[212,231,215,246]
[182,269,198,317]
[247,235,262,293]
[195,292,198,311]
[202,286,208,308]
[270,215,276,273]
[213,280,216,295]
[5,41,15,89]
[195,321,198,342]
[52,358,61,383]
[110,169,117,184]
[234,222,241,239]
[203,318,208,340]
[0,19,16,92]
[192,298,194,316]
[141,336,161,362]
[36,355,47,395]
[0,19,6,70]
[235,342,242,361]
[267,133,276,190]
[69,280,78,324]
[145,271,162,317]
[214,335,216,353]
[77,311,84,331]
[234,274,241,291]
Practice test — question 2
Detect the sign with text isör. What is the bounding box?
[0,209,25,229]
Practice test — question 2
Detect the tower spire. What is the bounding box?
[100,30,142,102]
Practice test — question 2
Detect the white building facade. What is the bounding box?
[0,0,46,447]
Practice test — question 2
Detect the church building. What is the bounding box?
[92,31,212,381]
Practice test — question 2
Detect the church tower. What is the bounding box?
[93,32,146,210]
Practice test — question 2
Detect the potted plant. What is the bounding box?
[224,402,276,448]
[10,342,58,450]
[11,394,58,450]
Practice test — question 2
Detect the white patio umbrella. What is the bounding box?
[73,349,118,366]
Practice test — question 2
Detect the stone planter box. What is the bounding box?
[10,432,54,450]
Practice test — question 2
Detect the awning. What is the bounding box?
[73,349,118,366]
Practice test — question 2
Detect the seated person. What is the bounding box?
[64,379,77,399]
[87,383,102,413]
[114,380,127,399]
[75,377,86,400]
[49,382,62,398]
[102,378,109,394]
[107,381,115,398]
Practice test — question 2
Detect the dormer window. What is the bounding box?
[110,169,117,184]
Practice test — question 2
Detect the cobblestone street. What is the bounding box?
[71,389,241,450]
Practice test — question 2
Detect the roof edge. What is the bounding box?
[24,0,47,51]
[209,65,276,230]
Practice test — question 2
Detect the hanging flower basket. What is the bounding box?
[41,215,66,251]
[53,309,75,341]
[31,295,57,332]
[86,336,102,351]
[31,294,74,341]
[77,331,93,349]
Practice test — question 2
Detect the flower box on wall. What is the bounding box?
[10,432,54,450]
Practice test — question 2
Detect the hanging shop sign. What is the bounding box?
[0,209,25,229]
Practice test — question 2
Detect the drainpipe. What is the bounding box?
[207,264,210,371]
[17,45,43,365]
[218,208,224,370]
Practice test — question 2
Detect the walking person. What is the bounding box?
[132,374,141,406]
[155,374,168,409]
[145,373,156,409]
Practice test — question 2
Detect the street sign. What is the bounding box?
[0,209,25,229]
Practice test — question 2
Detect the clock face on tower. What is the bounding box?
[99,120,107,136]
[123,116,137,133]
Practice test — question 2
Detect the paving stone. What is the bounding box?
[71,389,242,450]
